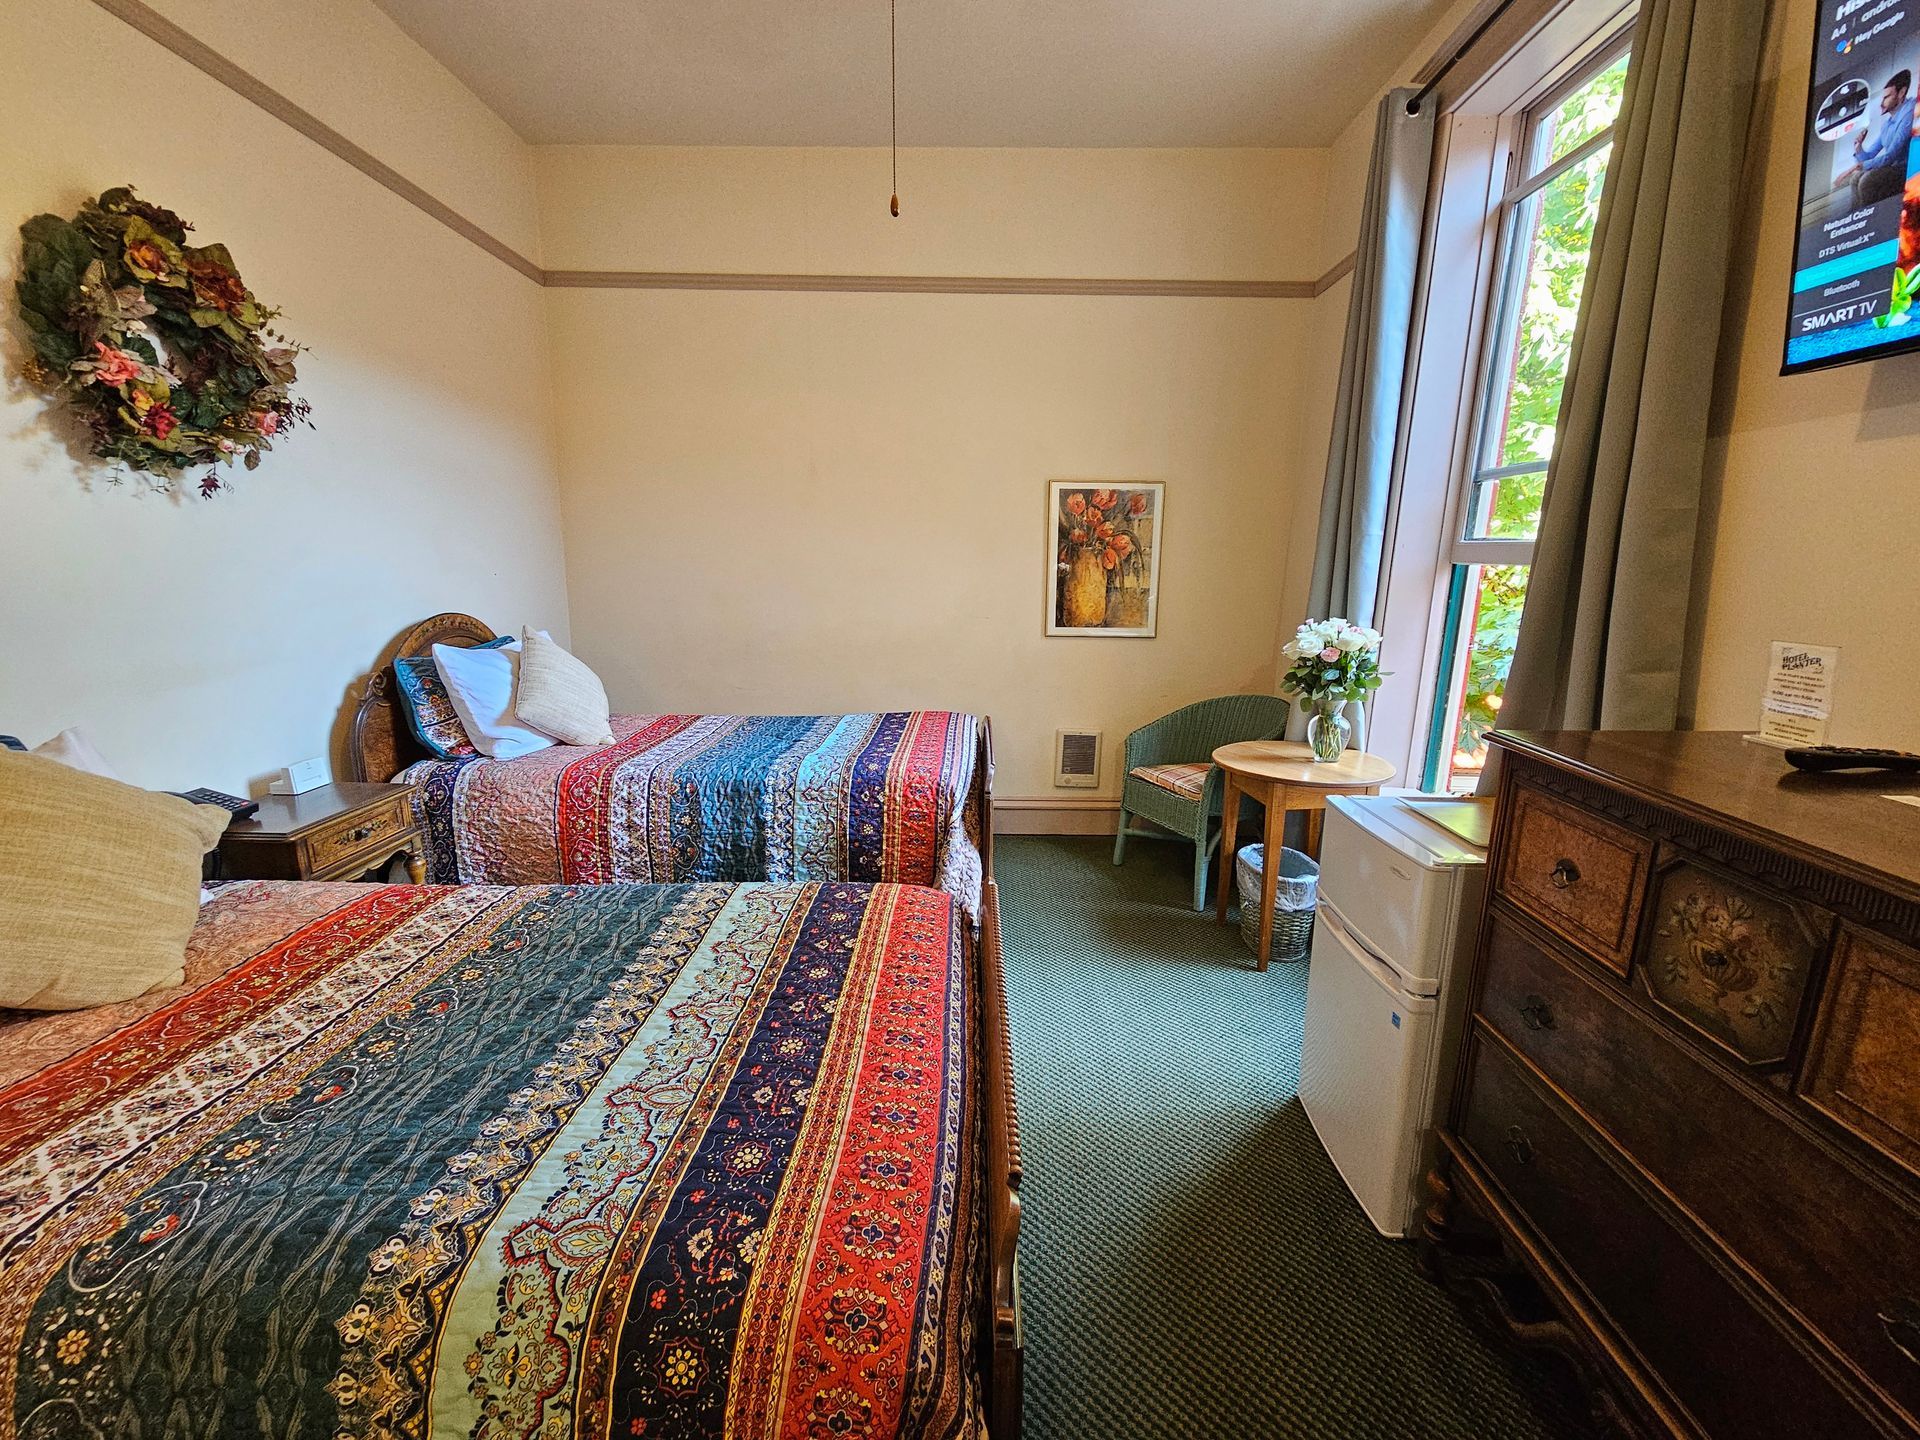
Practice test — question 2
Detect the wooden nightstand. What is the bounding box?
[218,782,426,884]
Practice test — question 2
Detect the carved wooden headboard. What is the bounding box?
[344,612,499,783]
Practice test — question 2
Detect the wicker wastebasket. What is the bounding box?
[1234,844,1319,961]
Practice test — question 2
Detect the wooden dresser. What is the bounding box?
[1423,730,1920,1440]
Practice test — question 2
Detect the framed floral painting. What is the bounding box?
[1047,480,1164,637]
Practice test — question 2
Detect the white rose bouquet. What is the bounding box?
[1279,618,1386,708]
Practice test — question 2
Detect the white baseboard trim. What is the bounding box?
[993,796,1122,836]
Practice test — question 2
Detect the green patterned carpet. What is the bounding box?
[996,835,1581,1439]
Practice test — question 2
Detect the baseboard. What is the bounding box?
[992,795,1122,836]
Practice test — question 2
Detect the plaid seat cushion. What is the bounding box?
[1130,762,1210,801]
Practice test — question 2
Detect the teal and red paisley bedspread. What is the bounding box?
[397,713,983,919]
[0,878,981,1439]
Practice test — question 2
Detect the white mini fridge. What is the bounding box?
[1298,793,1488,1238]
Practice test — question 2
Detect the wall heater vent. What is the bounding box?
[1054,729,1102,788]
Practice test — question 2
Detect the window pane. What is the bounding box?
[1427,563,1530,793]
[1535,50,1629,169]
[1467,143,1611,540]
[1466,466,1548,541]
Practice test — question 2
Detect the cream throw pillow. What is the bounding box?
[515,629,615,747]
[0,752,230,1010]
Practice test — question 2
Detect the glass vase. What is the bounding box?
[1306,701,1351,763]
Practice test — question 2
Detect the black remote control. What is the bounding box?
[1783,745,1920,775]
[169,787,260,820]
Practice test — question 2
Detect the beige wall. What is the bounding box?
[1688,0,1920,748]
[147,0,545,262]
[539,145,1325,280]
[540,146,1326,800]
[0,0,571,793]
[16,0,1878,826]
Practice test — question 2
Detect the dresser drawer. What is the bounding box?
[1478,913,1920,1427]
[301,794,413,876]
[1805,926,1920,1182]
[1494,783,1650,977]
[1457,1035,1881,1440]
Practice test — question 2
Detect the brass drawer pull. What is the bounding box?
[1882,1299,1920,1368]
[1549,858,1581,890]
[1517,996,1556,1031]
[342,824,375,844]
[1504,1125,1535,1167]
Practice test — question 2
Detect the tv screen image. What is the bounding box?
[1784,0,1920,373]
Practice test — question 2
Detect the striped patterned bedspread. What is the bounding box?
[1,878,981,1439]
[400,712,983,918]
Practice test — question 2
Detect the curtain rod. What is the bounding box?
[1406,0,1522,115]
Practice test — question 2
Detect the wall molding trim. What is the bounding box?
[93,0,1359,302]
[993,795,1122,837]
[1312,251,1357,294]
[546,270,1333,298]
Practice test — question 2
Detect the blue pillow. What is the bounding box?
[393,636,511,759]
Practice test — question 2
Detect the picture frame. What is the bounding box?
[1046,480,1164,638]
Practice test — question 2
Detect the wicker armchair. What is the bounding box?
[1111,694,1292,910]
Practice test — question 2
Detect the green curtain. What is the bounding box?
[1498,0,1768,736]
[1308,87,1436,637]
[1295,87,1435,748]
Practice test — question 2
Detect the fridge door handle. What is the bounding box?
[1318,901,1427,999]
[1318,898,1389,966]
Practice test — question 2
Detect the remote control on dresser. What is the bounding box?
[169,787,261,821]
[1783,745,1920,775]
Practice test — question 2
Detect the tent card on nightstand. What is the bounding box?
[1752,641,1839,749]
[268,756,331,796]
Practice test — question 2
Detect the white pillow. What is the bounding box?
[32,727,120,779]
[431,640,556,760]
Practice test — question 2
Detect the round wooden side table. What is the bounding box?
[1211,739,1397,968]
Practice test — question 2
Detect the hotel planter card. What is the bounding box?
[1752,641,1839,748]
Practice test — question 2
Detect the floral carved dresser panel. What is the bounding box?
[1643,860,1829,1067]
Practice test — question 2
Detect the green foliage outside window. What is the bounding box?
[1485,55,1628,537]
[1454,564,1530,761]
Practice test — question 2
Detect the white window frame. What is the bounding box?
[1445,34,1632,577]
[1414,32,1633,790]
[1358,0,1637,792]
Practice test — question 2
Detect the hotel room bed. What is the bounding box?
[346,615,992,918]
[0,875,1021,1438]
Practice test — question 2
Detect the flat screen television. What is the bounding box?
[1784,0,1920,373]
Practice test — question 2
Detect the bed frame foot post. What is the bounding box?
[979,875,1023,1437]
[977,716,995,886]
[989,1317,1024,1439]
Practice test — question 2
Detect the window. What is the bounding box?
[1423,43,1630,792]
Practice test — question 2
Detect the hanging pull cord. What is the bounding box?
[889,0,898,215]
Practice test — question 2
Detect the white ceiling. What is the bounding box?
[370,0,1453,149]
